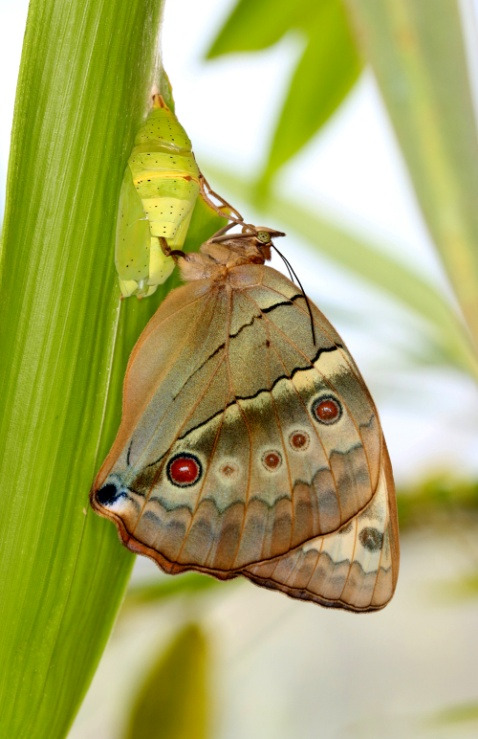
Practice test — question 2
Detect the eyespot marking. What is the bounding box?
[167,453,202,487]
[312,395,342,425]
[262,450,282,471]
[289,430,310,451]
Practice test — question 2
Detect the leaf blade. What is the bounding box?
[206,0,316,56]
[261,0,361,183]
[345,0,478,354]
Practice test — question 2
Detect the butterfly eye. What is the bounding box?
[167,453,202,487]
[289,430,310,451]
[261,450,282,471]
[256,230,271,243]
[312,396,342,425]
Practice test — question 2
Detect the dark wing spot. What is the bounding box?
[359,527,383,552]
[96,483,121,506]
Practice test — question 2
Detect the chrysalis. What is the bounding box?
[115,95,202,298]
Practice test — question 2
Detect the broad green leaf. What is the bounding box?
[345,0,478,356]
[124,624,210,739]
[206,0,318,56]
[0,1,223,735]
[205,164,478,381]
[260,0,361,186]
[207,0,361,186]
[0,0,164,734]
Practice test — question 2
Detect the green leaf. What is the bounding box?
[206,0,318,56]
[204,163,478,381]
[345,0,478,357]
[0,1,165,734]
[124,624,210,739]
[260,0,361,185]
[0,1,223,735]
[207,0,361,186]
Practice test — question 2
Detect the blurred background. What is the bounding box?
[2,0,478,736]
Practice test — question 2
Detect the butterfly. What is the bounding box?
[91,224,399,612]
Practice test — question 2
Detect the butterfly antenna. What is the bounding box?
[271,244,317,346]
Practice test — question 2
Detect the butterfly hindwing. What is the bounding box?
[244,441,399,611]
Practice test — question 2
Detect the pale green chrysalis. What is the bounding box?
[115,95,201,298]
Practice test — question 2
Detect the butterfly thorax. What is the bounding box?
[179,236,270,283]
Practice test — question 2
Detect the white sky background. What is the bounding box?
[1,0,478,482]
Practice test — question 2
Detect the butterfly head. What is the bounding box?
[178,224,286,281]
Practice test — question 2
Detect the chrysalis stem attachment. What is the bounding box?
[159,237,187,263]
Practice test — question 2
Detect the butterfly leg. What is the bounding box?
[198,174,244,224]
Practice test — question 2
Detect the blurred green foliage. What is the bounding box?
[428,701,478,731]
[124,624,210,739]
[207,0,361,189]
[397,476,478,530]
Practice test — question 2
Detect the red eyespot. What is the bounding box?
[289,431,310,450]
[312,396,342,425]
[167,454,202,487]
[262,451,282,471]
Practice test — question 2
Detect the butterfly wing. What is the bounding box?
[243,441,399,611]
[92,263,398,609]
